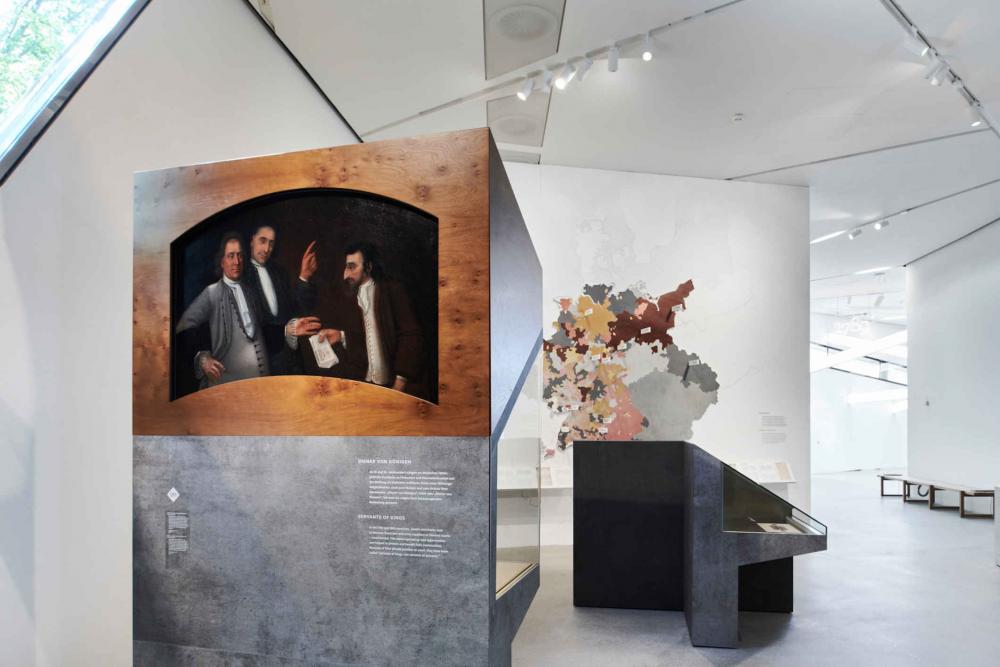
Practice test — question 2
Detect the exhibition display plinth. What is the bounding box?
[574,440,827,648]
[132,129,541,666]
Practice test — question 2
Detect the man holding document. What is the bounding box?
[312,240,425,398]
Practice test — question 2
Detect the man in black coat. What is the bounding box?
[315,241,426,398]
[242,225,321,375]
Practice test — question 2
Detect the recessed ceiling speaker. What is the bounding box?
[491,113,541,140]
[489,4,559,43]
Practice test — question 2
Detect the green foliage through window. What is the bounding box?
[0,0,109,119]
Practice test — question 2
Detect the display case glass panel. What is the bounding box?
[722,463,827,535]
[495,354,542,595]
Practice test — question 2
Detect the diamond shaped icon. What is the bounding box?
[167,487,180,503]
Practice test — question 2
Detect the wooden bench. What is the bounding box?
[877,473,903,497]
[890,475,995,518]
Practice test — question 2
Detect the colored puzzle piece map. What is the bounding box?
[543,280,718,456]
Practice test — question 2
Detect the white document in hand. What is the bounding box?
[309,334,339,369]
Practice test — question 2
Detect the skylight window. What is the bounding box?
[0,0,146,184]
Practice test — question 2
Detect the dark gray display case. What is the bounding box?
[574,440,827,648]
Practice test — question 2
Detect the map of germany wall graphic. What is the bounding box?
[542,280,719,456]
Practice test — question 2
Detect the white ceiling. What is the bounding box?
[259,0,1000,323]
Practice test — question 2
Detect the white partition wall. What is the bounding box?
[505,163,811,540]
[0,0,356,663]
[908,222,1000,489]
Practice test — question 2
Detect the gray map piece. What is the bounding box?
[549,328,573,347]
[583,283,613,304]
[608,289,638,314]
[686,363,720,393]
[629,369,718,441]
[665,345,720,392]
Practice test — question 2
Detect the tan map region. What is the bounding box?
[543,280,718,456]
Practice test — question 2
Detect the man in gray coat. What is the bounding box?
[176,232,319,389]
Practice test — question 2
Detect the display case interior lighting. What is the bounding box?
[641,33,653,61]
[847,388,908,405]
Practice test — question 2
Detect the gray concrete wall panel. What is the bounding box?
[134,435,490,666]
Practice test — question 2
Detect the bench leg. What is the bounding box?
[929,485,935,508]
[959,492,996,519]
[960,491,966,518]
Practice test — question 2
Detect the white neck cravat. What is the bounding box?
[357,279,390,385]
[252,260,278,316]
[223,276,255,339]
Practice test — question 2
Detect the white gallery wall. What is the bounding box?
[810,312,907,473]
[811,369,907,473]
[0,0,356,664]
[908,221,1000,489]
[505,163,811,542]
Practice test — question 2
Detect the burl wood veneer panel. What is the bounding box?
[134,129,492,436]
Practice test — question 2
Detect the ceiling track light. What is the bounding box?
[516,76,534,101]
[873,219,889,231]
[641,32,653,61]
[576,56,594,82]
[848,228,863,240]
[554,62,576,90]
[969,101,985,127]
[539,69,553,93]
[608,45,619,72]
[903,26,929,58]
[924,58,948,86]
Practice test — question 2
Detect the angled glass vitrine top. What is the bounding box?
[722,463,827,536]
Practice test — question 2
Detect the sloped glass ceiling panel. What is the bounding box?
[0,0,143,179]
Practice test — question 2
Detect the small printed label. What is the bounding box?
[640,326,652,335]
[584,308,594,316]
[166,511,189,568]
[167,487,180,503]
[689,359,701,366]
[671,304,684,313]
[598,427,609,434]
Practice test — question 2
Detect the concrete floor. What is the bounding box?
[511,470,1000,666]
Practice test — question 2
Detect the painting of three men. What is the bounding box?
[170,189,438,403]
